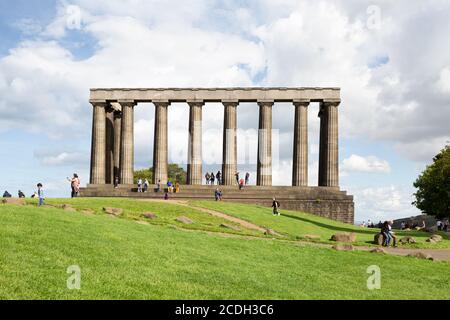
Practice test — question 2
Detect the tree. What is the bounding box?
[133,164,187,184]
[413,145,450,219]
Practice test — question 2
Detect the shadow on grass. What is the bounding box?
[281,213,379,235]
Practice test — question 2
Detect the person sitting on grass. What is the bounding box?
[3,190,12,198]
[214,188,222,201]
[18,190,26,198]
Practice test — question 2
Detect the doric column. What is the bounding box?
[318,101,340,187]
[119,100,135,185]
[292,100,309,186]
[187,101,203,185]
[105,106,115,184]
[257,101,273,186]
[153,101,169,185]
[89,101,107,184]
[113,105,122,183]
[222,101,238,185]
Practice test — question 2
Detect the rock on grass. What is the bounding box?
[176,216,193,224]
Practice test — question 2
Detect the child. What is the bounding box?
[37,183,45,207]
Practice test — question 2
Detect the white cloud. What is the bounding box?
[342,154,391,174]
[349,185,420,222]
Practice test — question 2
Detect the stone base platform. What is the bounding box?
[80,185,354,224]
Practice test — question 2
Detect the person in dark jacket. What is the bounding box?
[3,191,12,198]
[272,197,280,216]
[216,171,221,185]
[381,221,391,247]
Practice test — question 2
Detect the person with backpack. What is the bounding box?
[272,197,280,216]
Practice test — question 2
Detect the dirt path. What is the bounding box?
[140,198,269,233]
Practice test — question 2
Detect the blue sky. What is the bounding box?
[1,0,449,222]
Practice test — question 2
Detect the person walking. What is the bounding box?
[272,197,280,216]
[143,179,149,192]
[235,172,240,185]
[245,172,250,185]
[205,172,211,185]
[216,171,221,185]
[37,183,45,207]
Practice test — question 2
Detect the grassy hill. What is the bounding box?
[1,198,449,300]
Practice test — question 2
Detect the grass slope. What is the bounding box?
[192,201,450,248]
[0,199,449,300]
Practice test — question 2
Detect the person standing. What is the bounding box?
[210,172,215,185]
[143,179,149,192]
[114,176,119,189]
[235,172,240,185]
[239,178,245,190]
[216,171,221,185]
[205,172,211,185]
[37,183,45,207]
[245,172,250,185]
[67,174,80,198]
[156,180,161,193]
[137,178,143,193]
[272,197,280,216]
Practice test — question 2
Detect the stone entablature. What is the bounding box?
[90,87,341,103]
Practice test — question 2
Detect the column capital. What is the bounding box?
[293,99,310,107]
[322,100,341,107]
[118,100,136,107]
[90,100,108,107]
[257,100,274,107]
[222,100,239,107]
[110,102,122,112]
[187,100,205,107]
[153,100,171,107]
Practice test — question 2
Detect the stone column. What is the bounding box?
[222,101,238,185]
[113,107,122,183]
[257,101,273,186]
[318,101,339,187]
[187,101,203,185]
[292,100,309,186]
[119,100,135,185]
[153,101,169,185]
[105,106,115,184]
[89,101,107,184]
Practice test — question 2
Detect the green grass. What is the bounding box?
[29,198,261,238]
[1,199,450,300]
[191,200,450,248]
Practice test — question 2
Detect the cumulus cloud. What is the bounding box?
[34,150,89,167]
[342,154,391,174]
[349,185,420,222]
